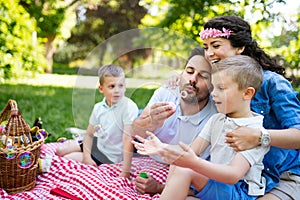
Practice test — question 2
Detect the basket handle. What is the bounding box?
[8,99,18,116]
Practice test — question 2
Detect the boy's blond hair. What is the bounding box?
[212,55,263,92]
[98,64,124,85]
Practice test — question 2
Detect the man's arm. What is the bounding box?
[132,105,154,138]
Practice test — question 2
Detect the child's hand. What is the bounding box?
[82,156,97,167]
[119,171,131,179]
[132,132,189,164]
[166,142,198,167]
[132,131,166,156]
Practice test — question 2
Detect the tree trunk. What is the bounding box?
[44,34,56,73]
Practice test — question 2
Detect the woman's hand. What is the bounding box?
[164,74,180,89]
[225,126,261,151]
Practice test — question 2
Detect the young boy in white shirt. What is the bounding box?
[57,64,138,178]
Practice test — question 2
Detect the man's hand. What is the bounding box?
[132,102,176,137]
[135,175,164,195]
[225,126,261,151]
[149,102,176,128]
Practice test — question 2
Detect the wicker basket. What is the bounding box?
[0,99,45,194]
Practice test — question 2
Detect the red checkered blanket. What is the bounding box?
[0,143,169,199]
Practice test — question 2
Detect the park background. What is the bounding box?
[1,0,300,142]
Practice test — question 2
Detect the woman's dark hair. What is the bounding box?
[204,15,285,76]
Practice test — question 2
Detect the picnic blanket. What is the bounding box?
[0,142,169,199]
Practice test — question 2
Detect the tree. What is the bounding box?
[55,0,148,74]
[0,0,48,79]
[20,0,79,73]
[139,0,287,46]
[270,9,300,85]
[137,0,300,80]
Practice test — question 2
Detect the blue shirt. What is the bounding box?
[251,70,300,192]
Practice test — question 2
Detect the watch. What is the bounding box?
[260,128,271,147]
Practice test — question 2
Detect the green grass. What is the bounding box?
[0,84,155,143]
[53,62,78,75]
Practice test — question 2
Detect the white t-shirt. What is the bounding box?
[89,96,139,163]
[199,112,269,196]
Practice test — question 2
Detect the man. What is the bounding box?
[132,47,217,195]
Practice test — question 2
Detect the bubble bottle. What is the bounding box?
[94,125,106,138]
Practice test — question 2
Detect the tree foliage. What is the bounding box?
[139,0,288,48]
[20,0,78,72]
[136,0,300,84]
[1,0,299,80]
[271,9,300,71]
[55,0,147,68]
[0,0,48,80]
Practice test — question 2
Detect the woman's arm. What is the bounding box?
[268,128,300,149]
[226,74,300,151]
[225,127,300,151]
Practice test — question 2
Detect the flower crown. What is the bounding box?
[199,27,233,40]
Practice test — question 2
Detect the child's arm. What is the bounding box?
[133,131,209,164]
[119,124,134,178]
[82,124,97,166]
[177,142,250,184]
[190,136,210,156]
[134,132,250,184]
[163,137,209,166]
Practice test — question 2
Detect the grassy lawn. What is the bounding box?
[0,84,155,143]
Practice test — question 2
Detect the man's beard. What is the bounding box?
[180,83,209,104]
[181,90,209,104]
